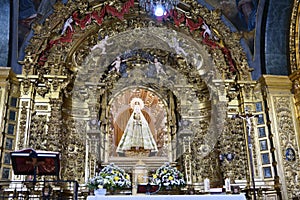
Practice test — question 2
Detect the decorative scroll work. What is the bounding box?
[29,114,48,150]
[61,118,86,182]
[274,96,300,198]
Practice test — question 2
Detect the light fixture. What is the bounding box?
[139,0,180,16]
[154,2,165,17]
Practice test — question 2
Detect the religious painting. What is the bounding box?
[4,153,11,165]
[257,114,264,124]
[255,102,263,112]
[261,153,270,165]
[109,88,168,158]
[204,0,258,53]
[263,167,272,178]
[10,148,60,177]
[285,148,296,162]
[10,97,18,107]
[18,0,68,63]
[9,111,16,121]
[2,167,10,179]
[7,124,15,135]
[259,140,268,151]
[5,138,13,150]
[258,127,266,138]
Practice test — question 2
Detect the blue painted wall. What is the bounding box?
[0,1,10,67]
[263,0,293,75]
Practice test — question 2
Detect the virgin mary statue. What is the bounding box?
[116,98,158,153]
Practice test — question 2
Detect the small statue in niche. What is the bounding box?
[91,35,113,54]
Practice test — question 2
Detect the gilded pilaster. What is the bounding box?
[182,136,192,185]
[224,79,257,191]
[218,117,248,184]
[16,75,35,150]
[290,71,300,131]
[0,67,20,180]
[259,75,300,199]
[62,118,86,183]
[47,98,63,152]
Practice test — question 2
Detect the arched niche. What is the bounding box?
[108,87,168,158]
[71,42,224,174]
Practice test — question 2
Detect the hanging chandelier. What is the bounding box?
[139,0,180,16]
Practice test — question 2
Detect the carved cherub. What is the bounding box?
[110,56,127,73]
[170,37,187,56]
[201,22,212,39]
[91,35,113,54]
[153,58,166,75]
[61,16,73,35]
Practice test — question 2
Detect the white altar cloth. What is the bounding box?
[87,194,246,200]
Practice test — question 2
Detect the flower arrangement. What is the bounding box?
[87,163,131,190]
[151,163,185,188]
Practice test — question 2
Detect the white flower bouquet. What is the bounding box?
[151,163,185,188]
[87,163,131,190]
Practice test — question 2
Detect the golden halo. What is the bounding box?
[130,98,144,110]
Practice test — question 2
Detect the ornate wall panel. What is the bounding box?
[260,75,300,199]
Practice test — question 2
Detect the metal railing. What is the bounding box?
[0,180,79,200]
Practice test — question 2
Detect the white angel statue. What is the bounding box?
[61,16,73,35]
[91,35,113,54]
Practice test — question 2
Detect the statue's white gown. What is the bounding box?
[116,108,158,153]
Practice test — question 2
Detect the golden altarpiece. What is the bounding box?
[1,0,300,199]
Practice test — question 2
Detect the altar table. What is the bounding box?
[87,194,246,200]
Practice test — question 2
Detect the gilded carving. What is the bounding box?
[289,0,299,72]
[61,118,86,182]
[18,101,29,149]
[16,0,256,195]
[274,96,300,198]
[29,114,48,150]
[218,117,248,181]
